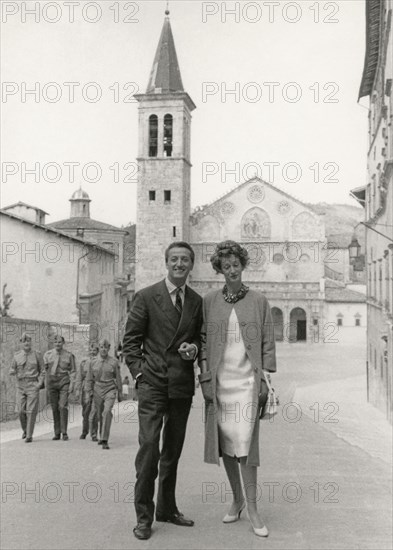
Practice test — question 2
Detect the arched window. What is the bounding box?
[163,114,173,157]
[149,115,158,157]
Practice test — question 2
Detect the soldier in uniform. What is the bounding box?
[85,339,122,450]
[75,342,99,440]
[44,335,76,441]
[9,333,45,443]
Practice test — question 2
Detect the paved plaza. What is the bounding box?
[1,327,392,550]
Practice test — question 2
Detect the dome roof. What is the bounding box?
[70,187,90,201]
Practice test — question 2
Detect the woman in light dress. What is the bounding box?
[199,241,276,537]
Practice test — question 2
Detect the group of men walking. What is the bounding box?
[10,334,122,449]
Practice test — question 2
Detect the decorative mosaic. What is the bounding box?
[241,207,271,239]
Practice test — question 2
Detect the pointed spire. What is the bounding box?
[146,10,184,94]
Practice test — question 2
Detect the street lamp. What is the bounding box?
[348,235,361,264]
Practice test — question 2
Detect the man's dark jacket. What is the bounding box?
[122,280,203,399]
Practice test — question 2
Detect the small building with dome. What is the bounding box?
[48,188,128,274]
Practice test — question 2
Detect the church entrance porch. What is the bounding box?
[271,307,284,341]
[289,307,307,342]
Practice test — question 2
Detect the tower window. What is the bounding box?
[149,190,156,201]
[355,318,360,326]
[149,114,158,157]
[337,318,342,326]
[173,226,176,237]
[164,114,173,157]
[164,190,171,204]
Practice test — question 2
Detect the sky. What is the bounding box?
[1,0,369,227]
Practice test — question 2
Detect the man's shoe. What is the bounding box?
[25,437,33,443]
[102,441,110,450]
[62,434,69,441]
[91,436,98,442]
[97,440,103,445]
[133,524,151,540]
[22,432,26,439]
[52,435,60,440]
[79,434,86,440]
[155,512,194,527]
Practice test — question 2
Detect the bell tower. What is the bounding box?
[134,9,196,289]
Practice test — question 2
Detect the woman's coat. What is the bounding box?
[199,289,276,466]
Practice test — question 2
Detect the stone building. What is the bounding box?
[133,10,366,344]
[48,188,131,331]
[352,0,393,423]
[134,11,195,289]
[1,201,48,225]
[189,176,327,342]
[0,204,127,348]
[49,188,128,277]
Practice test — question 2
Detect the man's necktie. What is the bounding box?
[175,287,183,317]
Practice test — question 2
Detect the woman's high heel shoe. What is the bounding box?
[247,512,269,537]
[251,524,269,537]
[222,502,246,523]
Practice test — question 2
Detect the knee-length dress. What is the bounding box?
[216,308,257,458]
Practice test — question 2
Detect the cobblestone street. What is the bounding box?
[1,327,392,549]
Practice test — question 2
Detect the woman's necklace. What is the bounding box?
[222,283,249,304]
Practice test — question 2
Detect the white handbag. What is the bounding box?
[261,371,278,421]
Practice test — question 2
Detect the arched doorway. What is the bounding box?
[289,308,307,342]
[271,307,283,341]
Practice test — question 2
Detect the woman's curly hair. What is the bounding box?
[210,240,249,274]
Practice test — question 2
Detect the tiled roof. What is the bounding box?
[191,177,319,218]
[48,217,126,232]
[2,201,49,215]
[146,14,184,94]
[325,287,366,303]
[358,0,383,99]
[0,210,115,254]
[327,233,353,249]
[325,278,346,289]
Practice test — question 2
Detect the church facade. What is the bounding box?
[189,177,326,342]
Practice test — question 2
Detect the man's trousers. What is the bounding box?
[47,375,70,436]
[81,393,98,438]
[16,379,40,438]
[93,389,116,441]
[134,379,192,526]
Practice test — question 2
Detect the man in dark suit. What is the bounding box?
[123,242,203,541]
